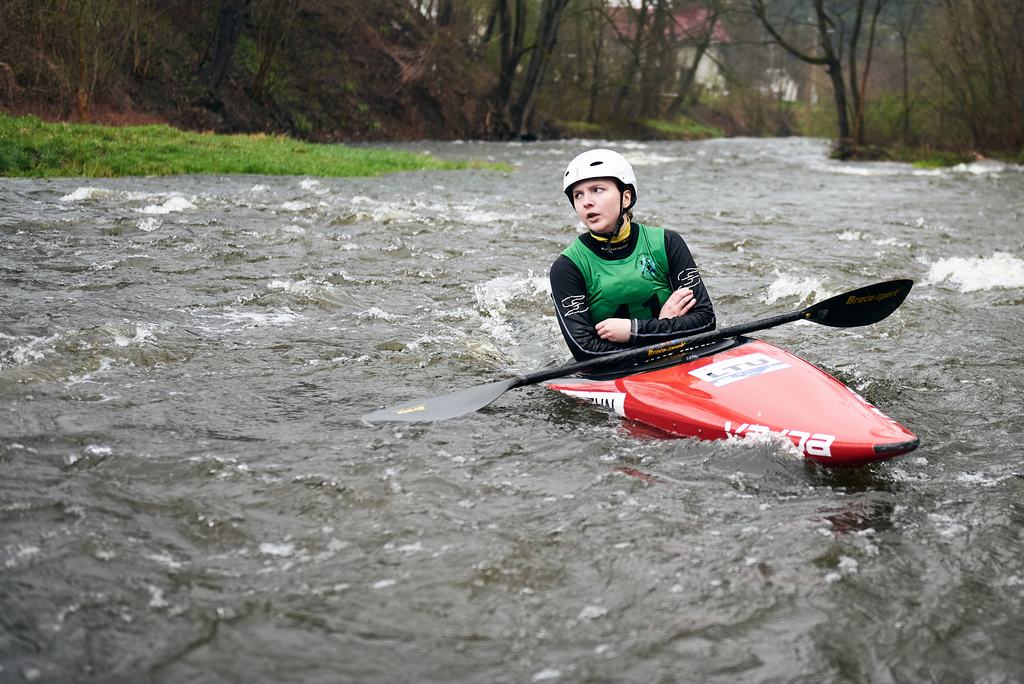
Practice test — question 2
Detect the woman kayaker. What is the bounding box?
[550,148,716,363]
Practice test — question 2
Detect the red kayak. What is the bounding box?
[545,336,919,467]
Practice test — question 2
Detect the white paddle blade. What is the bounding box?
[361,378,518,424]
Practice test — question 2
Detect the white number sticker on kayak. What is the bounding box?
[689,352,790,387]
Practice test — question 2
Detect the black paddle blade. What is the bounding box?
[805,279,913,328]
[361,378,519,424]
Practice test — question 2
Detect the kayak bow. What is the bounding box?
[546,336,918,467]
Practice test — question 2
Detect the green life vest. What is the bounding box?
[562,223,671,322]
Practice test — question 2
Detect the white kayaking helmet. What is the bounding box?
[562,148,637,211]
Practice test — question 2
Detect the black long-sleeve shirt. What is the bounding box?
[550,225,715,362]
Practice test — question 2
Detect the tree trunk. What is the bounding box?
[639,0,669,115]
[249,0,298,98]
[437,0,454,27]
[130,0,141,75]
[665,9,719,119]
[512,0,570,137]
[751,0,854,157]
[491,0,526,136]
[846,0,866,143]
[900,30,909,146]
[73,0,90,120]
[852,0,885,146]
[586,3,604,123]
[199,0,248,94]
[612,0,650,120]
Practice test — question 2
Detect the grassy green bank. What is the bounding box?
[0,114,495,178]
[556,114,723,141]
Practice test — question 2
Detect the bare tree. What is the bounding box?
[665,3,722,118]
[53,0,128,120]
[248,0,300,98]
[512,0,571,136]
[922,0,1024,152]
[751,0,885,157]
[490,0,527,134]
[609,0,652,120]
[889,0,922,146]
[848,0,886,145]
[637,0,669,114]
[199,0,250,96]
[584,0,607,122]
[487,0,571,137]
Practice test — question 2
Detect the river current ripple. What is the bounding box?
[2,138,1023,682]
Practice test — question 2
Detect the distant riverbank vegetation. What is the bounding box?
[0,114,488,177]
[0,0,1020,165]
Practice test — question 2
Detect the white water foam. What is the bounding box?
[957,471,1016,487]
[474,273,550,315]
[924,252,1024,292]
[268,278,335,300]
[66,357,115,385]
[825,555,860,583]
[348,195,424,224]
[722,429,804,461]
[144,552,183,569]
[622,150,688,166]
[815,161,908,177]
[473,273,551,349]
[136,196,195,215]
[218,308,302,328]
[2,324,156,379]
[259,542,295,557]
[356,306,404,323]
[950,159,1014,175]
[60,187,108,202]
[908,159,1018,178]
[871,236,912,248]
[453,206,508,225]
[810,157,1019,179]
[147,585,169,609]
[136,217,161,232]
[928,513,969,538]
[0,332,61,369]
[763,272,827,305]
[113,323,156,348]
[3,544,41,569]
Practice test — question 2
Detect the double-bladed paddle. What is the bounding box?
[361,279,913,424]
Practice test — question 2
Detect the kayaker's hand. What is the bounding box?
[595,318,631,343]
[660,288,695,319]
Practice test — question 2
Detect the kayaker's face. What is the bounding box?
[571,179,629,234]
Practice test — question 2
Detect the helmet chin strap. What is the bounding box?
[589,191,628,250]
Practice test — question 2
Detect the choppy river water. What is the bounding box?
[2,137,1024,682]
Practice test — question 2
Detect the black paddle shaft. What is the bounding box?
[513,279,913,387]
[361,279,913,424]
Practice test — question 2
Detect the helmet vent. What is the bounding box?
[589,161,603,166]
